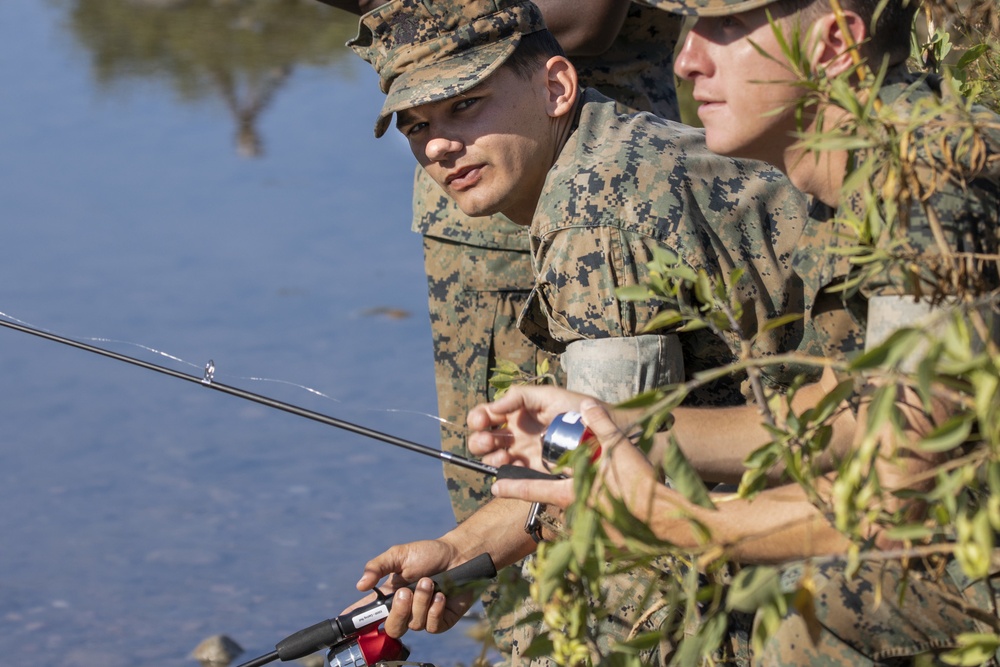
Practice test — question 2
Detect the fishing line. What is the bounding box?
[0,310,454,428]
[0,312,500,476]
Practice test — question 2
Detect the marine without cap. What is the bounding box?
[642,0,784,17]
[348,0,546,138]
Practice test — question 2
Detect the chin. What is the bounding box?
[704,133,739,159]
[455,199,502,219]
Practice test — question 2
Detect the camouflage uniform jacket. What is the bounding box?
[519,88,811,401]
[414,3,685,526]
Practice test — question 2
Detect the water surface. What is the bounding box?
[0,1,486,664]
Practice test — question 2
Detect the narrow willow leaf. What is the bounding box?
[661,435,716,509]
[864,383,898,440]
[537,541,574,603]
[850,327,922,371]
[491,358,521,376]
[757,312,805,335]
[615,389,667,409]
[670,612,729,667]
[616,285,654,301]
[810,379,855,420]
[641,310,685,333]
[649,246,679,266]
[726,565,782,613]
[675,319,710,333]
[941,633,1000,666]
[694,270,714,304]
[918,415,973,453]
[570,508,598,564]
[883,524,936,540]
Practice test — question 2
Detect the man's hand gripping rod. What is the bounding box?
[235,553,499,667]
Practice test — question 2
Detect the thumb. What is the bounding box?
[579,399,626,449]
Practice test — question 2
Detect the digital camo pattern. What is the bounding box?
[561,334,685,401]
[416,3,685,529]
[641,0,783,18]
[411,5,686,659]
[349,0,546,137]
[415,180,562,660]
[569,3,683,125]
[521,88,812,404]
[752,558,1000,666]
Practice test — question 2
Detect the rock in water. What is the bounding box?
[191,634,244,667]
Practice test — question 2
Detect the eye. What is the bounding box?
[396,120,427,137]
[402,121,428,137]
[454,97,479,112]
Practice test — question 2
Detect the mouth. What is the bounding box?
[445,164,484,191]
[693,95,723,111]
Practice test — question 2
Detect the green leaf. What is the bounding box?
[864,383,898,440]
[806,379,856,425]
[882,524,936,541]
[725,565,782,613]
[571,508,598,564]
[520,633,556,659]
[956,43,990,71]
[675,318,709,333]
[669,612,729,667]
[918,415,973,453]
[757,312,805,336]
[536,541,574,603]
[491,358,521,376]
[649,246,680,266]
[661,435,716,509]
[941,633,1000,666]
[616,285,654,302]
[849,327,923,371]
[641,310,684,332]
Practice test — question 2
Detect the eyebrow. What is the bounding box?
[395,109,416,129]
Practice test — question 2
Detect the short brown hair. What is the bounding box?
[773,0,918,65]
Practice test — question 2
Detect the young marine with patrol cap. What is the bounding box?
[343,0,813,663]
[318,0,686,659]
[473,0,1000,663]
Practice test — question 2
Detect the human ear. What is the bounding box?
[542,56,578,119]
[810,10,866,77]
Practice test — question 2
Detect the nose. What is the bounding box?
[425,136,463,163]
[675,26,712,82]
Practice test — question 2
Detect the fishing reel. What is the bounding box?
[541,411,599,465]
[234,554,496,667]
[519,412,600,543]
[325,625,416,667]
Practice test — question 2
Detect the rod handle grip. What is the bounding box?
[495,464,561,482]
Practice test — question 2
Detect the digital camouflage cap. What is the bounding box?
[643,0,783,16]
[348,0,547,138]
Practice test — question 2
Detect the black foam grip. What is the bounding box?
[496,464,560,482]
[426,552,497,593]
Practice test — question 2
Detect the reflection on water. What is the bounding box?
[0,1,486,666]
[61,0,357,156]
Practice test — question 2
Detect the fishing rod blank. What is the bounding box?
[0,317,499,476]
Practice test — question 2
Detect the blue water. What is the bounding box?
[0,1,485,664]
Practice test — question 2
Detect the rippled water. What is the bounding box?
[0,1,485,664]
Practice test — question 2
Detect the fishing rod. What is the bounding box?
[0,317,505,476]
